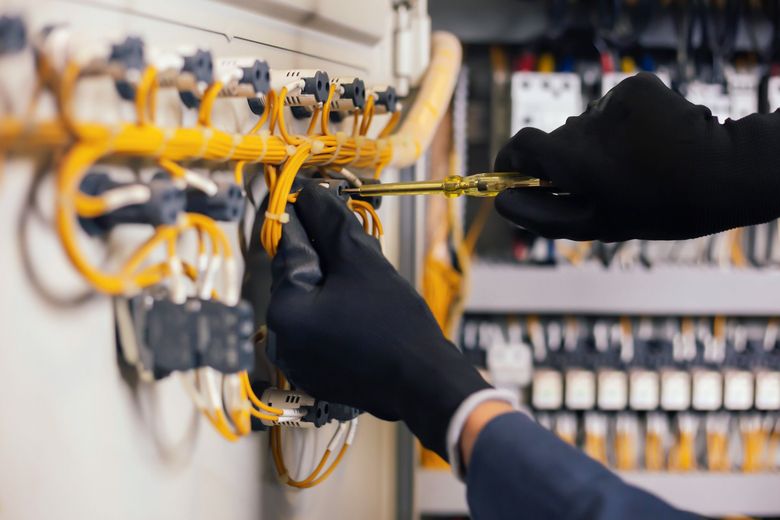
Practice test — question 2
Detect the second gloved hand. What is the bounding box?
[494,73,780,241]
[267,185,490,459]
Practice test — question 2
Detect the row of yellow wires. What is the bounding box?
[2,52,394,486]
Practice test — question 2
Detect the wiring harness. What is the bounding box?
[0,23,461,487]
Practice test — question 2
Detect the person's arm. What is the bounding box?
[494,73,780,241]
[462,410,700,520]
[457,402,699,519]
[259,186,699,520]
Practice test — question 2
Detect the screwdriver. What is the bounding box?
[341,172,554,198]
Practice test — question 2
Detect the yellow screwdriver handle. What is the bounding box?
[341,172,552,198]
[441,172,553,198]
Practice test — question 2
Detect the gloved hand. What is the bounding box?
[267,185,491,459]
[494,72,780,241]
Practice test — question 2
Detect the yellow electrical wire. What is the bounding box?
[261,143,311,256]
[707,431,730,471]
[645,430,665,471]
[615,430,637,470]
[198,81,224,128]
[135,66,158,126]
[669,429,696,471]
[378,111,401,139]
[584,431,608,465]
[359,95,375,136]
[742,424,767,472]
[321,83,337,136]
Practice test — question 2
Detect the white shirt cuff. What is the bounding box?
[445,388,521,481]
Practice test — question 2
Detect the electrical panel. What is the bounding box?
[0,1,452,519]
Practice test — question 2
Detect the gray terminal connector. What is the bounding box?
[217,57,270,98]
[327,77,366,122]
[152,47,213,109]
[0,15,26,54]
[330,77,366,112]
[259,388,318,428]
[370,85,398,114]
[269,69,329,119]
[270,69,330,107]
[298,76,366,121]
[38,28,146,100]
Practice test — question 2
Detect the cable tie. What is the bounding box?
[219,134,242,162]
[152,128,175,158]
[322,131,347,166]
[193,128,212,160]
[265,210,290,224]
[253,129,270,163]
[310,139,325,155]
[373,138,390,167]
[348,136,366,166]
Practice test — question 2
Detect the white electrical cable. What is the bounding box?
[198,255,221,300]
[198,367,224,413]
[99,185,151,211]
[183,170,219,196]
[222,257,239,306]
[326,422,349,452]
[345,418,358,445]
[114,297,140,366]
[179,371,209,411]
[168,257,187,304]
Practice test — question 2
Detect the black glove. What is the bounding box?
[494,72,780,241]
[266,185,490,459]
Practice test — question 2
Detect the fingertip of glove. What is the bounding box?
[493,127,552,173]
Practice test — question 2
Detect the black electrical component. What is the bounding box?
[327,77,366,123]
[303,400,332,428]
[347,177,383,209]
[122,291,256,380]
[179,49,214,108]
[110,36,146,100]
[185,180,244,221]
[327,403,360,422]
[78,171,185,235]
[257,69,330,117]
[0,15,26,54]
[243,59,271,94]
[372,85,398,114]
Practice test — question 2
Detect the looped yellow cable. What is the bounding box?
[265,210,290,224]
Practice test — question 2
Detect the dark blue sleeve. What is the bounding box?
[465,412,701,520]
